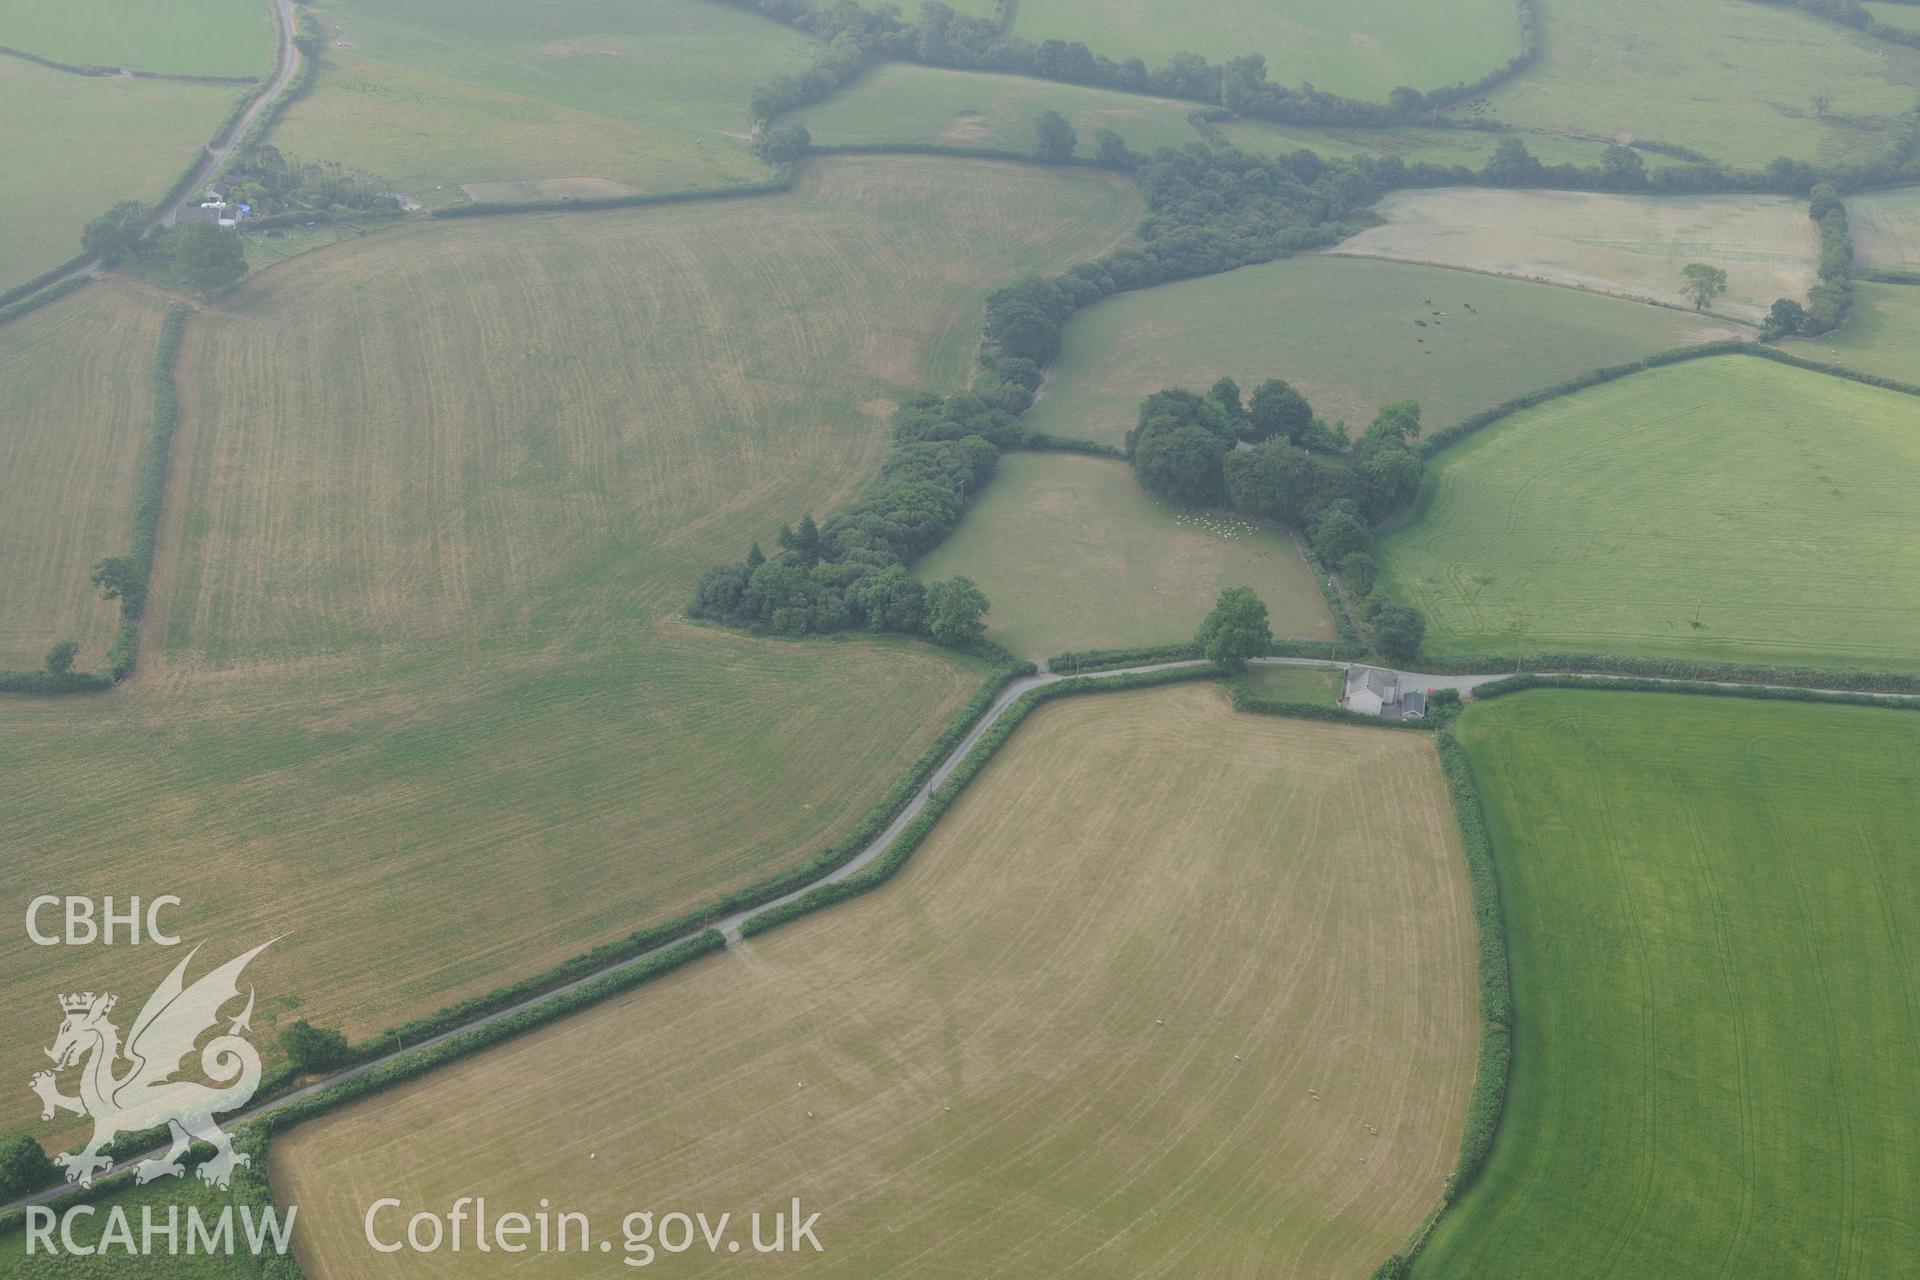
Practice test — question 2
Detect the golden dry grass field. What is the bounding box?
[915,452,1334,660]
[0,282,169,671]
[0,158,1142,1140]
[1332,188,1821,323]
[274,684,1480,1278]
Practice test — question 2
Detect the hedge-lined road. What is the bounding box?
[36,0,298,298]
[7,652,1914,1214]
[157,0,299,229]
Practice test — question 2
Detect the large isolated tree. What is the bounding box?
[1033,110,1078,162]
[1680,263,1728,312]
[1197,587,1272,674]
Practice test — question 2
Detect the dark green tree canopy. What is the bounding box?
[44,639,80,676]
[1034,110,1078,162]
[1371,603,1427,665]
[173,223,248,295]
[924,575,990,646]
[1197,586,1272,673]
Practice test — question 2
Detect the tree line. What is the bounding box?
[690,140,1401,646]
[718,0,1544,131]
[1762,184,1856,338]
[1125,378,1429,663]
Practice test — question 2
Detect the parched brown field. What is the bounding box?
[0,282,169,671]
[0,158,1141,1140]
[1847,185,1920,271]
[1333,188,1821,323]
[276,685,1480,1278]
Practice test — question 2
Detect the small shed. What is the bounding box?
[1401,689,1428,720]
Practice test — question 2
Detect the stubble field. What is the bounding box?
[1376,356,1920,670]
[1332,188,1822,324]
[0,158,1142,1139]
[275,684,1480,1278]
[1021,254,1733,448]
[0,282,169,671]
[915,452,1333,660]
[271,0,817,204]
[1421,690,1920,1278]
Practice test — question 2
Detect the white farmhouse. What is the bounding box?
[1347,667,1397,717]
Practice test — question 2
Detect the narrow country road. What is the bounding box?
[32,0,297,296]
[157,0,299,228]
[4,653,1912,1213]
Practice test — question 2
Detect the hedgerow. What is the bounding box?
[1469,672,1920,710]
[1017,429,1125,457]
[328,660,1034,1064]
[739,665,1220,936]
[1431,731,1513,1199]
[1419,341,1920,460]
[432,172,796,219]
[1425,652,1920,695]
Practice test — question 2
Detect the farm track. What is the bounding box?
[4,655,1908,1217]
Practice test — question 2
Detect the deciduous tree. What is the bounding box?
[1680,263,1728,311]
[1197,586,1272,673]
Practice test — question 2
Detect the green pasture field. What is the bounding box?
[0,0,271,77]
[1245,663,1344,704]
[1007,0,1517,100]
[1022,254,1732,448]
[914,452,1333,659]
[1847,185,1920,271]
[0,59,239,286]
[1799,282,1920,384]
[271,0,817,204]
[1334,188,1821,324]
[789,63,1204,155]
[1465,0,1920,168]
[1421,690,1920,1278]
[1377,356,1920,670]
[276,685,1480,1279]
[0,158,1142,1142]
[1867,1,1920,30]
[0,283,169,672]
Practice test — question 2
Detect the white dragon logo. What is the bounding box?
[30,940,273,1190]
